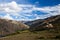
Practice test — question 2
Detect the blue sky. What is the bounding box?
[0,0,60,21]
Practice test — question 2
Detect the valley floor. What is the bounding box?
[0,30,60,40]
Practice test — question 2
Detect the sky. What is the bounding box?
[0,0,60,21]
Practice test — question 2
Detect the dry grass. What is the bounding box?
[0,30,60,40]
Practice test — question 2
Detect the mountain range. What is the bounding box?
[0,15,60,37]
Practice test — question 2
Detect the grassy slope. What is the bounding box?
[0,28,60,40]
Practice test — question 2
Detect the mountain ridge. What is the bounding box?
[25,15,60,31]
[0,18,29,37]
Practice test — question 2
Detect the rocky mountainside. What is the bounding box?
[25,15,60,31]
[0,19,29,37]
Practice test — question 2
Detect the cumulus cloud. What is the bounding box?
[0,1,22,13]
[0,1,60,21]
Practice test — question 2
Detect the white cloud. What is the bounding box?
[0,1,60,21]
[33,4,60,15]
[0,1,23,13]
[3,14,13,20]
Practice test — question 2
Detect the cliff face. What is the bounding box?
[0,19,29,37]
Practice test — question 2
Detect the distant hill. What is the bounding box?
[0,19,29,37]
[25,19,44,26]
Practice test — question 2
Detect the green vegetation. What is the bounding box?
[0,28,60,40]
